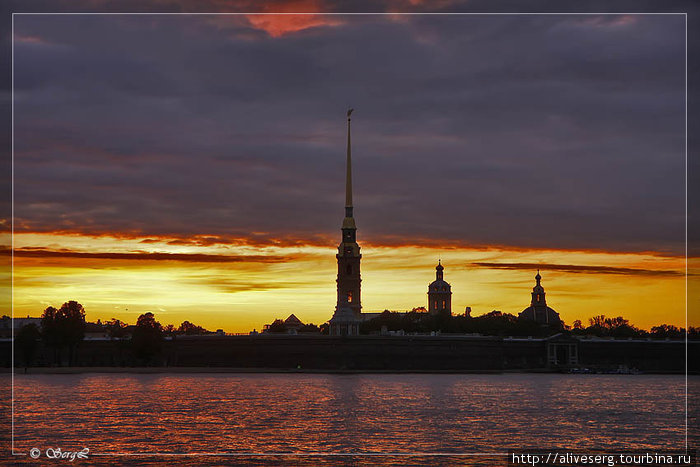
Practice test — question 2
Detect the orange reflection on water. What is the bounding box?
[10,373,687,457]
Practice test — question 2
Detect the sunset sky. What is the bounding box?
[3,8,695,332]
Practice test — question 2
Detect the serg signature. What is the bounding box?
[29,447,89,461]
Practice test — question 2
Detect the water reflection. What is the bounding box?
[6,373,689,463]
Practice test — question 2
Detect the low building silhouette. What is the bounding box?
[283,314,303,334]
[0,316,42,338]
[263,314,318,335]
[85,322,109,340]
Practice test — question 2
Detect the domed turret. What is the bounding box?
[428,260,452,315]
[531,269,546,305]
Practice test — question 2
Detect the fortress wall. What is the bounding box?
[2,336,696,373]
[578,339,691,373]
[167,336,505,371]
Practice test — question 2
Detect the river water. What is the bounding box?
[2,373,696,465]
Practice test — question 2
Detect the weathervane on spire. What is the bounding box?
[347,108,354,120]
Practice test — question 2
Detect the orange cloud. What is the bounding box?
[245,13,344,37]
[241,0,344,37]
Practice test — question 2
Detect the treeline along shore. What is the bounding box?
[2,301,697,374]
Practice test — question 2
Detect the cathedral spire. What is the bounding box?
[330,108,362,336]
[345,108,354,217]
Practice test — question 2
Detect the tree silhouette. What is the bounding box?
[15,323,41,369]
[359,308,560,337]
[103,318,130,366]
[131,312,163,365]
[41,301,86,365]
[40,306,61,363]
[650,324,684,338]
[178,320,210,335]
[58,301,87,364]
[584,315,644,338]
[589,315,607,328]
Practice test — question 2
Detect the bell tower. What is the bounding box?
[329,109,362,336]
[428,260,452,314]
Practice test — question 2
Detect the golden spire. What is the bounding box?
[346,108,353,209]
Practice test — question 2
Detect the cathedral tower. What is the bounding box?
[329,109,362,336]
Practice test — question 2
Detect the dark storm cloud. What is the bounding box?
[10,11,688,254]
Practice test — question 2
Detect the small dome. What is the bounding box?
[428,279,451,293]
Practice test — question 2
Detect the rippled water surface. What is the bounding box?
[4,373,694,465]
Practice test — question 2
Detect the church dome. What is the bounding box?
[519,305,561,326]
[428,279,451,291]
[518,270,562,327]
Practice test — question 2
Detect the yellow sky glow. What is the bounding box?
[3,232,693,333]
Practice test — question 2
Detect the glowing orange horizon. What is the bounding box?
[2,231,693,334]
